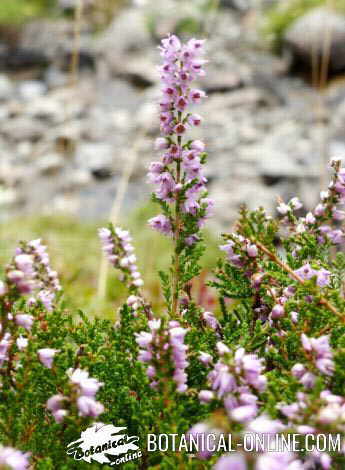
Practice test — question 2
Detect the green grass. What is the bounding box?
[0,0,56,25]
[0,203,220,319]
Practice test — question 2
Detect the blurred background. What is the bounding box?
[1,0,345,315]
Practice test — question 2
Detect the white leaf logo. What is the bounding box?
[66,423,140,465]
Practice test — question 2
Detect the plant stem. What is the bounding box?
[171,133,182,317]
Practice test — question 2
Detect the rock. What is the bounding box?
[18,81,46,101]
[65,169,91,189]
[220,0,250,10]
[75,143,114,174]
[0,74,14,100]
[26,96,64,123]
[21,19,94,71]
[0,48,48,71]
[95,8,153,74]
[284,7,345,73]
[117,57,156,88]
[0,161,24,186]
[36,154,64,175]
[0,187,17,207]
[1,118,46,142]
[204,69,244,94]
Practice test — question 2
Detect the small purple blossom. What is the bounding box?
[37,348,59,369]
[77,396,104,418]
[99,226,144,290]
[148,215,172,235]
[0,447,30,470]
[15,314,34,331]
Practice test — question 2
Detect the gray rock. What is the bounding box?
[18,81,46,101]
[284,7,345,73]
[0,75,14,101]
[36,154,64,175]
[220,0,250,10]
[1,118,46,142]
[75,143,114,173]
[95,8,153,73]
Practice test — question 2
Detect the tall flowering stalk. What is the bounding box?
[135,319,189,394]
[148,35,213,317]
[98,225,153,318]
[2,239,61,313]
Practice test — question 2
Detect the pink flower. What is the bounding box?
[46,394,67,412]
[189,89,207,103]
[188,114,202,126]
[305,212,316,224]
[247,415,285,434]
[0,281,7,296]
[216,342,230,356]
[198,390,214,403]
[52,409,68,423]
[271,304,284,319]
[77,396,104,418]
[37,348,59,368]
[191,140,205,152]
[15,254,34,275]
[0,447,30,470]
[231,404,257,423]
[291,363,306,379]
[300,372,316,388]
[202,311,220,330]
[246,244,258,257]
[79,377,104,397]
[256,452,303,470]
[135,331,153,348]
[199,351,213,365]
[294,263,317,281]
[315,203,326,216]
[148,215,172,235]
[15,314,34,331]
[214,454,247,470]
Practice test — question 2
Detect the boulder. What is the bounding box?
[284,7,345,73]
[95,8,153,76]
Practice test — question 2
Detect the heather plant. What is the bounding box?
[0,34,345,470]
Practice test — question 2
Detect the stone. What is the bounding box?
[95,8,153,74]
[0,187,17,207]
[18,81,46,101]
[0,74,14,100]
[75,143,114,173]
[26,96,64,123]
[284,7,345,73]
[36,154,64,175]
[1,118,46,142]
[220,0,250,10]
[203,70,244,94]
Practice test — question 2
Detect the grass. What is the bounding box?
[0,203,220,319]
[0,0,125,31]
[0,0,56,25]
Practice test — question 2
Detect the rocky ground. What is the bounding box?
[1,1,345,231]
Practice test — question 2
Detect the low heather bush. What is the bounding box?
[0,34,345,469]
